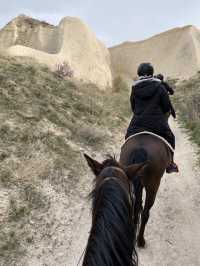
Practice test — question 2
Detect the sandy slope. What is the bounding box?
[65,119,200,266]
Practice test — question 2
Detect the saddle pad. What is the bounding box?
[123,131,174,153]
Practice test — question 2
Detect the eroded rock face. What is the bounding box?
[0,15,112,88]
[109,25,200,80]
[0,15,59,53]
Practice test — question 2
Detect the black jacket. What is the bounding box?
[126,78,175,148]
[130,78,171,116]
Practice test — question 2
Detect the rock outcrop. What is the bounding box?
[109,25,200,80]
[0,15,112,88]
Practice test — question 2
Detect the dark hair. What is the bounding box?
[156,73,164,81]
[137,63,154,77]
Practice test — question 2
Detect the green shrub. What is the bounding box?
[112,76,129,93]
[173,74,200,149]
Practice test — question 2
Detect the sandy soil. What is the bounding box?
[65,120,200,266]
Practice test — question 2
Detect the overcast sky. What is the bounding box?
[1,0,200,46]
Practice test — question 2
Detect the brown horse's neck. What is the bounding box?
[83,178,137,266]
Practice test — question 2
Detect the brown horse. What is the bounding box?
[82,154,146,266]
[120,133,172,248]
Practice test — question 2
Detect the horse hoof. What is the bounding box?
[137,237,146,248]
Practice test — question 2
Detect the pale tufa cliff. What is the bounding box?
[109,25,200,80]
[0,15,112,89]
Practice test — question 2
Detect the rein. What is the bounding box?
[77,175,134,265]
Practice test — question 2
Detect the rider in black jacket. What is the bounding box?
[125,63,178,174]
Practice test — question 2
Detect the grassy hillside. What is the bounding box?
[0,55,130,264]
[173,73,200,147]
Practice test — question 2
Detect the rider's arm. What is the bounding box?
[170,103,176,119]
[160,85,171,115]
[163,81,174,95]
[130,86,135,112]
[165,111,170,119]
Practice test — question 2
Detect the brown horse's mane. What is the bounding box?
[101,155,121,168]
[83,155,137,266]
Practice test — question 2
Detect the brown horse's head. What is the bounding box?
[84,153,146,189]
[83,153,147,266]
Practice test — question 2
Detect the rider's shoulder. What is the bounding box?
[153,77,162,84]
[133,77,161,87]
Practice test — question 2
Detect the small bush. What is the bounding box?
[0,230,22,258]
[112,76,128,93]
[9,198,29,222]
[76,124,107,148]
[23,184,47,210]
[55,62,74,78]
[0,168,14,187]
[8,185,49,225]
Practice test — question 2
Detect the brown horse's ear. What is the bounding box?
[125,162,147,179]
[84,153,103,176]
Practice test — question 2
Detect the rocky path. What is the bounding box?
[66,120,200,266]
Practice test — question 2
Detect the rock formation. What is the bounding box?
[0,15,112,88]
[109,25,200,80]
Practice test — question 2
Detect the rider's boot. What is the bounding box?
[166,161,179,174]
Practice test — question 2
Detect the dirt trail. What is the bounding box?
[66,120,200,266]
[138,119,200,266]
